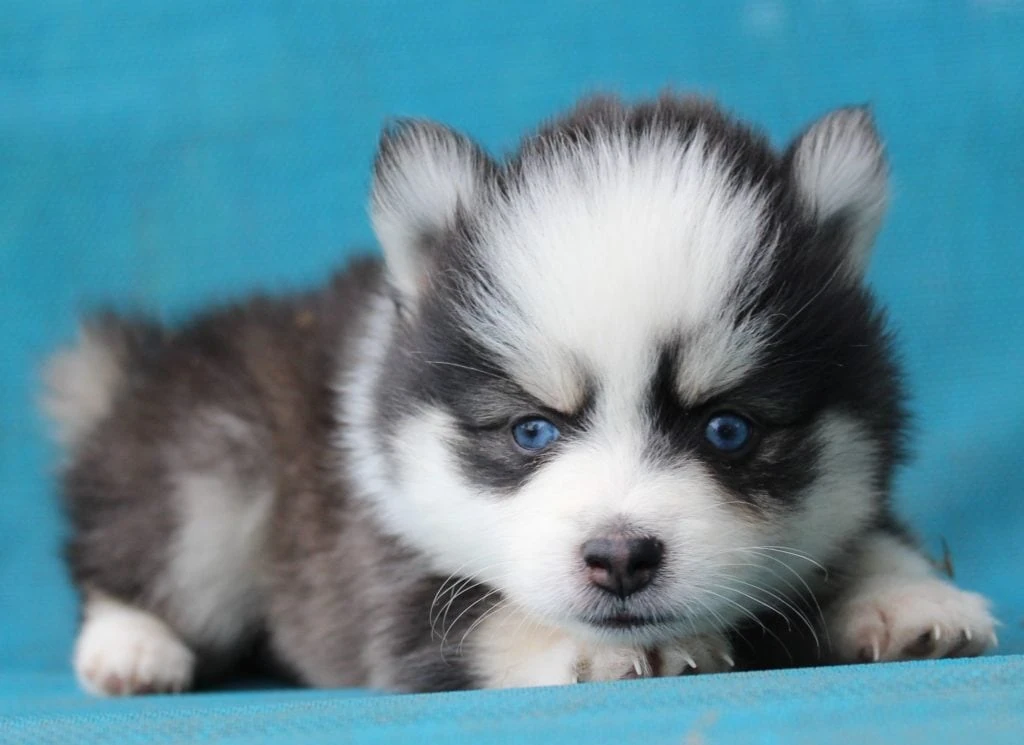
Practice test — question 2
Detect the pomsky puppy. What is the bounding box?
[43,94,997,695]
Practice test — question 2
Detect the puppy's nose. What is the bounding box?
[582,534,663,598]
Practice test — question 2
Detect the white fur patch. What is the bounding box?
[159,410,273,651]
[369,408,510,582]
[827,533,998,662]
[74,593,195,696]
[42,325,124,449]
[337,291,401,514]
[782,413,880,564]
[466,128,774,408]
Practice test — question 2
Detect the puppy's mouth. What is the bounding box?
[568,607,696,643]
[586,613,678,631]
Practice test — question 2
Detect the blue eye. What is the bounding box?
[704,413,753,453]
[512,417,561,452]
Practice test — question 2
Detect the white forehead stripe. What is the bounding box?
[465,128,774,405]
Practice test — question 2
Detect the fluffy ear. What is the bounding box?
[370,120,493,302]
[786,106,888,279]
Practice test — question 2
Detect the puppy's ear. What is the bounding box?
[785,106,888,280]
[370,120,494,303]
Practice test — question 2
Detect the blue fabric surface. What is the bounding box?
[1,0,1022,741]
[2,658,1023,744]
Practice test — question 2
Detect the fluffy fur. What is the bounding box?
[44,94,996,695]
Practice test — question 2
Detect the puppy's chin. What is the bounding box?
[560,614,700,647]
[521,594,718,646]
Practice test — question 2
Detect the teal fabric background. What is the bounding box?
[1,1,1022,741]
[2,658,1022,744]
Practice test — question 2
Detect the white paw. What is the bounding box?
[74,596,195,696]
[577,632,736,682]
[828,577,998,663]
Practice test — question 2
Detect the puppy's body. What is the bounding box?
[45,96,996,695]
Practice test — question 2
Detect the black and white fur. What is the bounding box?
[43,95,997,696]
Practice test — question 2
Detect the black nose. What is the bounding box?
[582,534,663,599]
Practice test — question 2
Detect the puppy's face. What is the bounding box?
[359,97,903,645]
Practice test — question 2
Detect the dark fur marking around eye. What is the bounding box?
[645,342,824,507]
[384,290,597,494]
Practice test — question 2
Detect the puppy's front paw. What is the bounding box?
[578,632,736,682]
[828,578,997,663]
[74,597,195,696]
[656,632,737,676]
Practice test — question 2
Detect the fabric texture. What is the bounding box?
[1,1,1021,742]
[2,659,1023,744]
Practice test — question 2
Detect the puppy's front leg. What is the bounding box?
[826,530,997,663]
[468,606,584,688]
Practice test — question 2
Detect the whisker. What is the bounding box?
[669,500,756,518]
[696,586,792,663]
[716,545,830,577]
[438,575,484,634]
[720,576,821,655]
[737,552,830,650]
[756,549,829,579]
[434,577,481,640]
[708,581,792,631]
[715,558,825,632]
[435,562,517,638]
[441,587,504,653]
[429,561,480,633]
[427,560,518,643]
[422,358,506,381]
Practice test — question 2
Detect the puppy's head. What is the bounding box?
[359,96,904,645]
